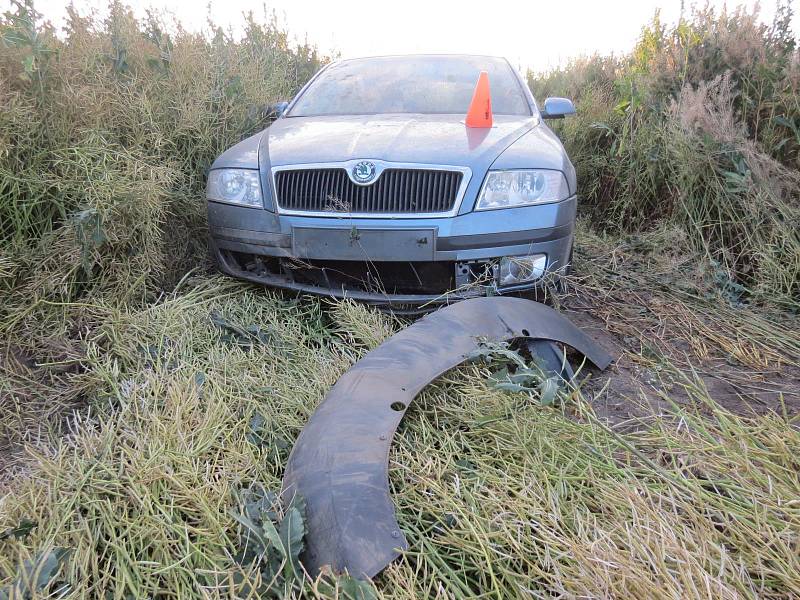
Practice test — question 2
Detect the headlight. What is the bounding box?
[475,170,568,210]
[206,169,263,207]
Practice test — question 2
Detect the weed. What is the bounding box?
[529,3,800,306]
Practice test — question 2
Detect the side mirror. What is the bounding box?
[272,101,289,118]
[541,97,576,119]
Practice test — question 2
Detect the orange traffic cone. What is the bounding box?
[465,71,493,128]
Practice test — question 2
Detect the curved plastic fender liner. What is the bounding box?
[281,297,613,579]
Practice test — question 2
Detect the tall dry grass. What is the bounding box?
[0,0,326,310]
[529,3,800,306]
[0,0,327,455]
[0,0,327,510]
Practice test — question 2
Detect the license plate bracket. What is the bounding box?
[292,227,436,261]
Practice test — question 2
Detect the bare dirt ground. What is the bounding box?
[560,279,800,426]
[567,307,799,423]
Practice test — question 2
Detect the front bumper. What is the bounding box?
[208,196,576,305]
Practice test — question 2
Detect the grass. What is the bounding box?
[1,252,799,597]
[529,3,800,307]
[1,1,800,598]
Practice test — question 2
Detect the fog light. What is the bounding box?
[496,254,547,287]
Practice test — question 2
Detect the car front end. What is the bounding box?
[206,55,577,307]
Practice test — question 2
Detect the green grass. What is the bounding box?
[1,260,799,598]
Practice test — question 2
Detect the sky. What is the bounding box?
[8,0,796,72]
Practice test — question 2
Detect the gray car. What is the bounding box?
[206,54,577,307]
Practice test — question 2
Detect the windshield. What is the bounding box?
[288,55,532,117]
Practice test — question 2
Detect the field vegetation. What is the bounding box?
[0,1,798,598]
[528,2,800,307]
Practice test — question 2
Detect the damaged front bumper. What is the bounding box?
[208,196,576,305]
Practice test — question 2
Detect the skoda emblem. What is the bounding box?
[352,161,376,184]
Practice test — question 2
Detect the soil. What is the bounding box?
[563,303,800,427]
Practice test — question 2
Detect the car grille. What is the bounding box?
[274,168,463,214]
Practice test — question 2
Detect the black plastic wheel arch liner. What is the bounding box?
[281,297,613,579]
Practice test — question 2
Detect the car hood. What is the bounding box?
[211,113,575,212]
[262,114,540,168]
